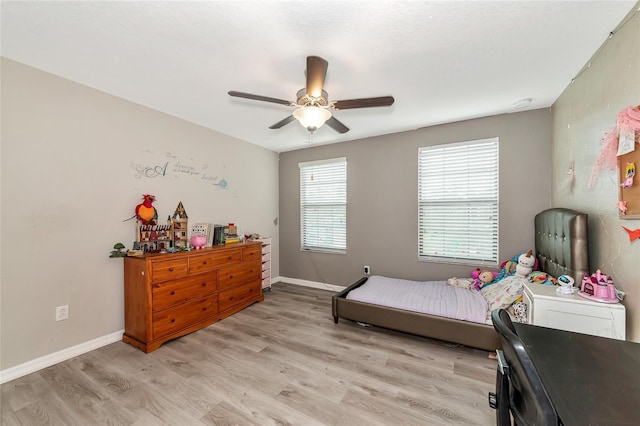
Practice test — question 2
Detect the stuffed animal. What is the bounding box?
[471,268,498,282]
[135,194,158,224]
[508,301,528,323]
[448,269,495,290]
[447,277,473,289]
[515,250,535,278]
[495,252,540,282]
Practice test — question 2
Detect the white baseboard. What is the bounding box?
[276,276,346,292]
[0,330,124,384]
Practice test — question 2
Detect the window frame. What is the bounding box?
[417,138,499,266]
[299,157,347,254]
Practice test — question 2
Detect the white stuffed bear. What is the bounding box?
[515,250,535,278]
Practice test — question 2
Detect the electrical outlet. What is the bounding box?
[364,265,371,275]
[56,305,69,321]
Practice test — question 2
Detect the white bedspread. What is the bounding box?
[345,275,488,324]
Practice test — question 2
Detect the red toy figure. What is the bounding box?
[135,194,158,224]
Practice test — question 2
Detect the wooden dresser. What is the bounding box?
[123,241,263,353]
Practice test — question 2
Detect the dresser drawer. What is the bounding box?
[262,276,271,288]
[152,274,217,311]
[151,258,188,282]
[189,249,240,274]
[152,295,218,338]
[219,279,261,312]
[219,261,261,289]
[242,245,262,262]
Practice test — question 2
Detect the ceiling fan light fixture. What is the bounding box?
[513,97,533,108]
[293,106,332,132]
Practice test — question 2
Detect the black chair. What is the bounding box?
[489,309,558,426]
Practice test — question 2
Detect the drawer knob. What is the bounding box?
[203,261,208,265]
[170,290,176,296]
[168,267,174,272]
[170,318,176,323]
[202,307,207,312]
[201,282,207,287]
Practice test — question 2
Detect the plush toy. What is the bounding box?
[528,271,557,286]
[495,252,539,282]
[471,268,498,282]
[135,194,158,224]
[508,301,528,323]
[515,250,536,278]
[475,270,496,289]
[448,269,495,290]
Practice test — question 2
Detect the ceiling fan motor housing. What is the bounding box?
[296,88,329,107]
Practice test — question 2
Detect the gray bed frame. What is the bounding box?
[332,208,590,352]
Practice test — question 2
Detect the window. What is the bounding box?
[418,138,499,265]
[299,157,347,253]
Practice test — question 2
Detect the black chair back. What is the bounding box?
[491,309,558,426]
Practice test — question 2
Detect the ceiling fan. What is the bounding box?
[228,56,395,134]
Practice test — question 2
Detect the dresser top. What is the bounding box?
[127,241,261,261]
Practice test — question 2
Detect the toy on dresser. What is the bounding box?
[190,234,206,250]
[556,275,575,294]
[578,269,619,303]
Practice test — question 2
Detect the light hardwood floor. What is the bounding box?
[1,283,498,425]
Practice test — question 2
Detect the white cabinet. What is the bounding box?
[255,238,271,290]
[523,282,626,340]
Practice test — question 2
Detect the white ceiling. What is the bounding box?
[1,1,636,152]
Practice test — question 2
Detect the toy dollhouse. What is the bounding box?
[134,202,189,253]
[171,201,189,248]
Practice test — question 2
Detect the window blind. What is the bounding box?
[299,158,347,253]
[418,139,499,264]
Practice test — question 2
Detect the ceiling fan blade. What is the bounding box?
[306,56,328,98]
[325,116,350,134]
[269,115,296,129]
[333,96,395,110]
[228,91,292,106]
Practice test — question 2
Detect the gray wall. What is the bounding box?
[0,58,280,371]
[279,109,552,287]
[551,5,639,341]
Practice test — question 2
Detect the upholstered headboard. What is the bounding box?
[534,208,590,282]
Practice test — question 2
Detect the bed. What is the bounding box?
[332,208,590,351]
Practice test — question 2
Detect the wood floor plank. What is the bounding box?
[1,369,50,412]
[1,282,497,425]
[13,394,80,426]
